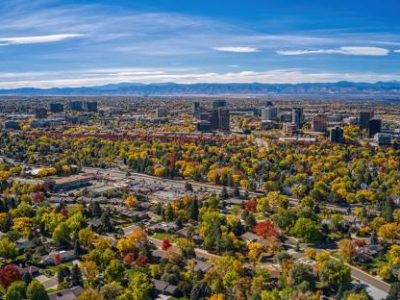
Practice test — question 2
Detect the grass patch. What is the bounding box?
[152,233,177,243]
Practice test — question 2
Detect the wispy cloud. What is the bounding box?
[0,33,84,46]
[394,50,400,53]
[213,46,259,53]
[277,46,390,56]
[1,68,400,88]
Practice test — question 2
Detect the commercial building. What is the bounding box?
[210,108,230,131]
[330,126,344,143]
[3,120,20,130]
[359,111,374,130]
[261,107,278,121]
[35,108,48,119]
[196,120,211,132]
[50,103,64,113]
[52,173,95,192]
[68,101,83,111]
[374,133,392,145]
[368,119,382,137]
[212,100,227,109]
[155,108,167,118]
[292,107,304,128]
[282,122,297,136]
[83,101,98,112]
[192,102,201,117]
[311,113,327,132]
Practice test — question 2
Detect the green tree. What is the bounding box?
[52,222,71,246]
[128,271,153,300]
[5,281,26,300]
[290,217,321,243]
[105,260,125,283]
[71,264,83,287]
[319,259,351,292]
[26,280,48,300]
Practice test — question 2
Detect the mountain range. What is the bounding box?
[1,81,400,97]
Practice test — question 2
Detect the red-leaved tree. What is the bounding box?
[245,198,257,212]
[0,264,22,288]
[253,220,279,240]
[135,255,148,267]
[162,238,172,251]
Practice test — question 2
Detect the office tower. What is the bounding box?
[68,101,83,111]
[261,107,278,121]
[368,119,381,137]
[265,101,273,107]
[218,108,230,131]
[210,108,230,131]
[359,111,373,130]
[192,102,201,117]
[292,107,304,128]
[83,101,98,112]
[311,113,327,132]
[212,100,227,109]
[155,108,167,118]
[50,103,64,113]
[330,126,344,143]
[35,108,48,119]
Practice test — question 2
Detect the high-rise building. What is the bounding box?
[210,108,230,131]
[374,133,392,145]
[292,107,304,128]
[155,108,167,118]
[68,101,83,111]
[359,111,373,130]
[83,101,98,112]
[311,113,327,132]
[330,126,344,143]
[196,120,211,132]
[192,102,201,117]
[265,101,273,107]
[50,103,64,113]
[218,108,230,131]
[368,119,382,137]
[212,100,227,110]
[35,108,48,119]
[261,107,278,121]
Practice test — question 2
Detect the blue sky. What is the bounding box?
[1,0,400,88]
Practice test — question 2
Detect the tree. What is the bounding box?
[77,288,103,300]
[129,271,153,300]
[101,282,123,300]
[290,218,321,243]
[253,220,279,240]
[0,237,18,260]
[289,263,315,290]
[26,280,48,300]
[378,223,398,244]
[162,238,172,251]
[104,260,125,283]
[5,281,26,300]
[319,259,351,292]
[124,195,138,208]
[386,282,400,300]
[52,222,71,246]
[220,187,229,200]
[81,261,98,286]
[71,264,83,287]
[339,239,355,263]
[0,264,22,288]
[190,198,199,221]
[99,211,113,233]
[22,272,32,286]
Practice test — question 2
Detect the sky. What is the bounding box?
[1,0,400,88]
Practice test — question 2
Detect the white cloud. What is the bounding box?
[213,46,259,53]
[277,46,390,56]
[0,68,399,88]
[394,50,400,53]
[0,34,84,46]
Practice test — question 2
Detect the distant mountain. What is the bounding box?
[1,81,400,97]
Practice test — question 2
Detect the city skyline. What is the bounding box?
[1,0,400,88]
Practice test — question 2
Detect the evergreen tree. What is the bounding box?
[220,186,229,200]
[190,198,199,221]
[71,264,83,287]
[22,272,32,286]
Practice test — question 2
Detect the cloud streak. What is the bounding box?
[277,46,390,56]
[0,68,400,88]
[213,46,259,53]
[0,33,84,46]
